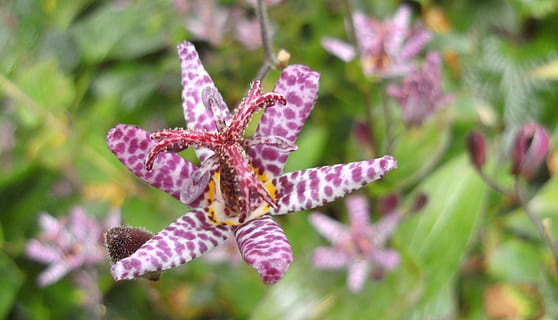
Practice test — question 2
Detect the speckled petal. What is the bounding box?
[178,41,232,162]
[368,213,400,247]
[353,11,375,55]
[110,209,233,281]
[385,5,411,54]
[370,248,400,270]
[347,260,370,293]
[398,26,432,63]
[308,212,350,244]
[26,240,61,264]
[235,216,293,284]
[312,247,350,269]
[345,195,371,236]
[37,212,62,237]
[271,156,397,215]
[249,65,320,177]
[321,37,357,62]
[107,124,198,202]
[38,263,71,287]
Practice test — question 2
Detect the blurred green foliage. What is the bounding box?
[2,0,558,319]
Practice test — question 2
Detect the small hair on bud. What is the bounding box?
[104,226,154,264]
[466,130,486,171]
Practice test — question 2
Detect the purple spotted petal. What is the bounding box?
[347,260,370,293]
[312,247,350,269]
[385,5,411,54]
[110,209,233,280]
[26,240,60,264]
[309,212,350,244]
[353,11,375,55]
[345,195,370,236]
[368,213,400,247]
[271,156,397,215]
[38,263,71,287]
[370,249,400,270]
[234,216,293,284]
[249,65,320,177]
[107,124,198,201]
[320,37,357,62]
[177,41,232,162]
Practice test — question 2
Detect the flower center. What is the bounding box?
[145,81,295,224]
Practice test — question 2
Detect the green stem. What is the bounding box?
[380,81,395,154]
[514,178,558,279]
[477,169,513,196]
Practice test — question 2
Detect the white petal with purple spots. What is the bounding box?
[107,124,198,202]
[249,65,320,177]
[271,156,397,215]
[235,216,293,284]
[178,41,232,162]
[111,209,234,280]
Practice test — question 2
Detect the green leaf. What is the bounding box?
[284,125,327,173]
[0,251,23,319]
[487,238,543,283]
[11,59,73,127]
[505,175,558,241]
[379,119,451,190]
[395,155,487,305]
[70,2,171,64]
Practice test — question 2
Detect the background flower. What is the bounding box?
[310,195,400,292]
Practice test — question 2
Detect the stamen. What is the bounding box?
[202,87,228,131]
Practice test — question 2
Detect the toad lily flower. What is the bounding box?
[106,41,397,284]
[26,206,120,287]
[387,52,453,126]
[309,195,400,293]
[321,5,431,78]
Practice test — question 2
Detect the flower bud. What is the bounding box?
[378,193,400,216]
[466,131,486,171]
[410,192,428,213]
[104,226,160,281]
[511,122,550,179]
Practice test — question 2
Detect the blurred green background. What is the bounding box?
[2,0,558,319]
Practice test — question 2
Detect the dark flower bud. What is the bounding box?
[104,226,160,281]
[410,192,428,213]
[511,122,550,179]
[466,131,486,171]
[378,193,400,216]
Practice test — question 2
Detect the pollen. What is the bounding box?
[204,167,278,225]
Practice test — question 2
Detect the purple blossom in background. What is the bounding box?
[511,122,550,179]
[203,237,243,266]
[387,52,453,126]
[106,41,397,284]
[26,206,120,287]
[309,195,400,293]
[321,6,431,78]
[182,0,282,50]
[184,0,231,46]
[235,17,264,51]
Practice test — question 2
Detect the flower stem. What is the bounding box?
[380,81,395,154]
[255,0,277,81]
[362,89,377,158]
[477,169,513,196]
[341,0,360,57]
[514,177,558,279]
